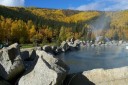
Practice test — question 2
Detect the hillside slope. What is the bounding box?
[0,6,100,44]
[0,6,128,44]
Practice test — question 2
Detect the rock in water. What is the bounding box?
[43,45,53,53]
[56,47,62,54]
[51,46,57,54]
[60,41,69,52]
[18,50,69,85]
[0,43,25,80]
[82,67,128,85]
[68,39,80,51]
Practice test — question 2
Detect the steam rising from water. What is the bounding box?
[90,12,110,37]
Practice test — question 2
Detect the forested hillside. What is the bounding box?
[105,11,128,40]
[0,5,128,45]
[0,5,100,44]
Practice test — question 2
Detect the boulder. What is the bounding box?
[82,67,128,85]
[63,73,95,85]
[91,44,95,47]
[70,37,75,44]
[68,40,80,51]
[60,41,69,52]
[0,43,25,80]
[74,39,80,48]
[67,42,76,51]
[51,46,57,54]
[56,47,62,54]
[18,50,69,85]
[119,40,123,45]
[35,47,42,50]
[43,45,53,53]
[20,48,36,61]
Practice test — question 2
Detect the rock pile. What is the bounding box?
[1,41,127,85]
[0,43,69,85]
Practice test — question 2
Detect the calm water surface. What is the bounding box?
[58,45,128,73]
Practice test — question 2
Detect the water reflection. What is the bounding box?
[59,45,128,73]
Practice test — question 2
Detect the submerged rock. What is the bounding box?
[18,50,69,85]
[0,43,25,81]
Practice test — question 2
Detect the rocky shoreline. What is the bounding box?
[0,39,128,85]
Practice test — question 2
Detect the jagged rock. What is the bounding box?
[18,50,69,85]
[20,48,36,61]
[60,41,69,52]
[82,67,128,85]
[0,43,25,80]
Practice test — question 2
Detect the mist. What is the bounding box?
[90,12,111,37]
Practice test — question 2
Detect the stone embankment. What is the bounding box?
[0,42,70,85]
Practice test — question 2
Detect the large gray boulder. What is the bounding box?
[43,45,53,53]
[60,41,69,52]
[0,43,25,80]
[82,67,128,85]
[18,50,69,85]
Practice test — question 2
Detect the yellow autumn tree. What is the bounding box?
[29,25,36,42]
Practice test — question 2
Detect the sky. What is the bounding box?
[0,0,128,11]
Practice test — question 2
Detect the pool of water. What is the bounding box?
[58,45,128,73]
